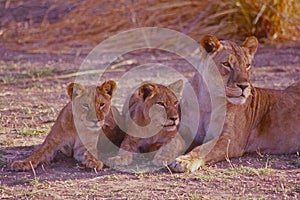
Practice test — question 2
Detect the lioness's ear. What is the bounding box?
[243,36,258,58]
[168,79,183,97]
[67,82,86,100]
[98,80,117,100]
[200,35,221,53]
[138,83,158,101]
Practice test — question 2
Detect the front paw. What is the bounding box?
[169,155,204,173]
[11,160,36,171]
[82,152,104,171]
[107,154,132,167]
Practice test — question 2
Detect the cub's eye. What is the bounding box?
[246,64,251,71]
[82,103,89,110]
[156,102,165,107]
[222,62,231,68]
[99,102,105,109]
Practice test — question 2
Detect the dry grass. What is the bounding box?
[1,0,299,54]
[223,0,300,41]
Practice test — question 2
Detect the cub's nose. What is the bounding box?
[237,83,249,91]
[91,119,100,124]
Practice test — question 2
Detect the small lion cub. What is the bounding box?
[11,80,116,171]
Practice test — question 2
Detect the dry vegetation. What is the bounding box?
[0,0,300,199]
[1,0,299,54]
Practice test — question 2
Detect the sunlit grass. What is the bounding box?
[17,124,52,136]
[224,0,299,41]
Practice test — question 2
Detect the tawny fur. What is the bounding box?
[11,80,118,171]
[108,80,186,167]
[170,35,300,172]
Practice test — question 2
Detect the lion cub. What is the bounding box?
[11,80,117,171]
[108,80,186,168]
[170,35,300,172]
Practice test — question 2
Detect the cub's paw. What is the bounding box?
[82,152,104,171]
[169,155,204,173]
[107,154,132,168]
[11,160,36,171]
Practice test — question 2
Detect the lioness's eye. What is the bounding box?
[174,101,179,106]
[222,62,231,68]
[157,102,165,107]
[99,103,105,109]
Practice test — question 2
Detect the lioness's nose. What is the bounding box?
[237,83,249,90]
[169,116,178,122]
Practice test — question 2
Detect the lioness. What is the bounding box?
[170,35,300,172]
[11,80,117,171]
[108,80,186,168]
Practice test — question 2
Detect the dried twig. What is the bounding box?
[93,167,98,174]
[225,139,234,168]
[164,161,173,175]
[41,164,46,172]
[253,3,267,24]
[110,59,137,69]
[49,60,135,80]
[29,161,37,180]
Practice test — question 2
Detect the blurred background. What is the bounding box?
[1,0,299,55]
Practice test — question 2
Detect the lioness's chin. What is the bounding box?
[163,125,177,132]
[227,96,247,105]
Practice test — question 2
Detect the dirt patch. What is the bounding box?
[0,43,300,199]
[1,1,299,198]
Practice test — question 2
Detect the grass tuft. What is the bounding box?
[294,186,300,193]
[17,124,52,136]
[290,155,300,167]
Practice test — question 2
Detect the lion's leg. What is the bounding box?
[80,151,104,171]
[73,139,104,171]
[106,136,138,167]
[169,138,218,172]
[11,132,69,171]
[107,149,134,167]
[74,146,103,170]
[170,135,244,172]
[152,135,186,167]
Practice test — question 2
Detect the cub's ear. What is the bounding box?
[243,36,258,58]
[168,79,183,97]
[200,35,221,53]
[98,80,117,100]
[67,82,87,100]
[138,82,158,101]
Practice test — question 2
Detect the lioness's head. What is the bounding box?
[67,80,116,131]
[200,35,258,104]
[129,80,183,132]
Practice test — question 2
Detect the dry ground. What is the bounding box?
[0,43,300,199]
[1,1,300,199]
